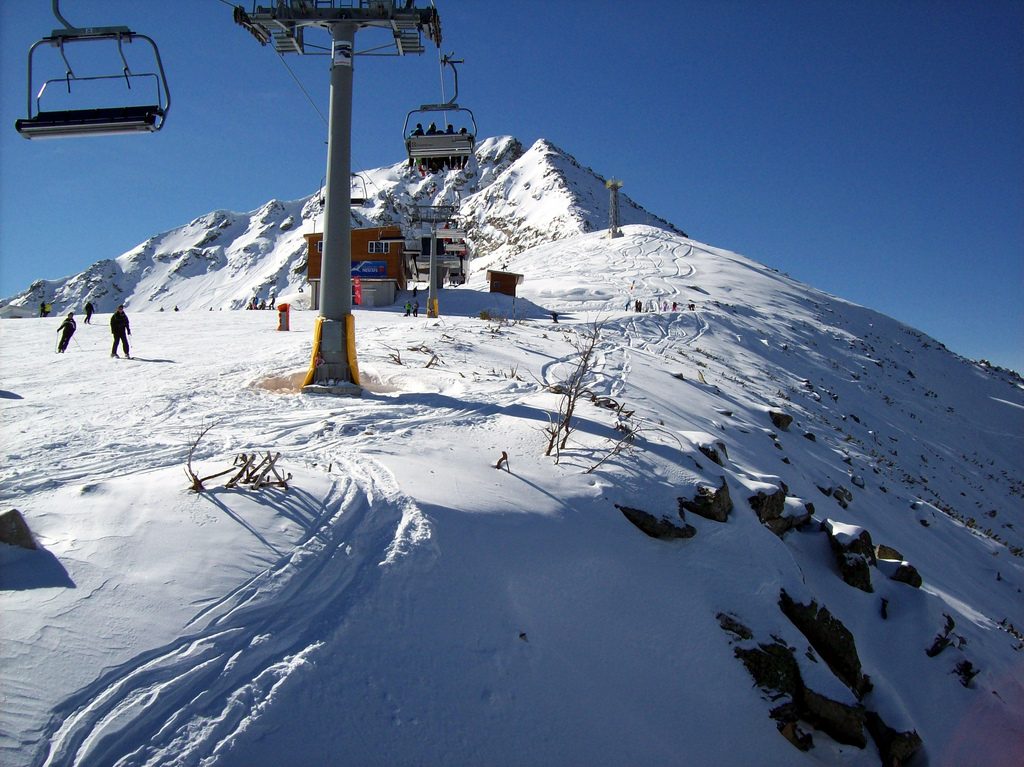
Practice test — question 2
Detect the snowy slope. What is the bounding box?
[1,225,1022,767]
[2,136,679,316]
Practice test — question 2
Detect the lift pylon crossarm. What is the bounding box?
[234,6,271,46]
[238,2,441,55]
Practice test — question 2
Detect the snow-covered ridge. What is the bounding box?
[2,136,679,314]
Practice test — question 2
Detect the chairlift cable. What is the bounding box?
[436,45,447,106]
[275,52,327,126]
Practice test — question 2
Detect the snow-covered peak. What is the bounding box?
[2,136,681,314]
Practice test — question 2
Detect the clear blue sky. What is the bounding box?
[2,1,1021,371]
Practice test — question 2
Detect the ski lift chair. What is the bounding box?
[402,54,476,170]
[404,108,477,170]
[350,173,369,206]
[15,6,170,140]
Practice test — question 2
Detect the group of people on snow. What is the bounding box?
[629,298,696,313]
[51,303,131,358]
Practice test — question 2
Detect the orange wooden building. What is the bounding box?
[303,226,408,308]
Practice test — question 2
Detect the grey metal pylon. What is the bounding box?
[236,2,441,394]
[410,202,458,318]
[606,178,623,238]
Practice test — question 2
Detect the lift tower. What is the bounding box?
[235,2,441,395]
[606,179,623,239]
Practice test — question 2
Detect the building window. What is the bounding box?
[368,241,390,254]
[316,240,323,253]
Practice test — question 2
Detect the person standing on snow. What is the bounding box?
[110,305,131,358]
[56,312,77,353]
[84,301,94,324]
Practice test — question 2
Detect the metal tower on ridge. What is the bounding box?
[606,179,623,238]
[235,2,442,396]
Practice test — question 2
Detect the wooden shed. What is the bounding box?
[486,270,524,297]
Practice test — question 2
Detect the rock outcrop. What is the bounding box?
[679,478,732,523]
[0,509,37,550]
[822,519,876,592]
[616,504,696,540]
[779,590,872,699]
[748,487,810,536]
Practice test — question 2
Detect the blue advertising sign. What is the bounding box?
[352,260,387,277]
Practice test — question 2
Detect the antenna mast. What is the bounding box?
[606,179,623,238]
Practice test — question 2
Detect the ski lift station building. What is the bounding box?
[303,227,409,310]
[304,225,471,309]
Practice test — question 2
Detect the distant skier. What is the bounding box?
[84,301,94,324]
[110,304,131,358]
[412,299,419,318]
[404,301,412,317]
[56,312,76,353]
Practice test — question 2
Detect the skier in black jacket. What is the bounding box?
[110,305,131,358]
[56,312,76,353]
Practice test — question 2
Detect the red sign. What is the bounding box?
[353,277,362,305]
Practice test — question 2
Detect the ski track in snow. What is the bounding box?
[11,244,728,765]
[35,457,434,767]
[534,233,706,398]
[15,316,561,767]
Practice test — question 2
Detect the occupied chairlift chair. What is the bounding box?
[403,55,476,170]
[14,1,170,139]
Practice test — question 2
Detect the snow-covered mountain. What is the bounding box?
[2,136,681,314]
[1,138,1022,767]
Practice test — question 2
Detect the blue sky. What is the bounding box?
[2,0,1021,372]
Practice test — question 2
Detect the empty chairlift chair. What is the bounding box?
[14,2,170,139]
[350,173,369,206]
